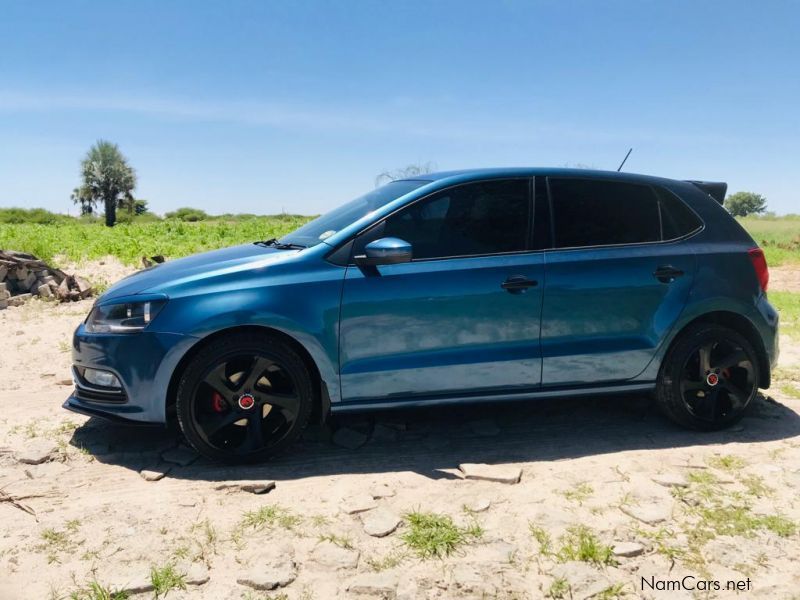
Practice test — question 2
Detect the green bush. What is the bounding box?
[0,207,75,224]
[164,207,210,222]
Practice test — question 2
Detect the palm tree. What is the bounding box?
[70,185,96,215]
[78,140,137,226]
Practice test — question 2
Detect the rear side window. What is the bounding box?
[656,187,703,240]
[549,178,661,248]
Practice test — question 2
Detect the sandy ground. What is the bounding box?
[1,260,800,600]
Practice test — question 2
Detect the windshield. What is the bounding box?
[279,180,428,248]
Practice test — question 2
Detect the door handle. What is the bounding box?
[501,275,538,294]
[653,265,684,283]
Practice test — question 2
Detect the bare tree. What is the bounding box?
[375,162,436,187]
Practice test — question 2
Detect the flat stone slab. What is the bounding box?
[16,440,59,465]
[652,473,689,488]
[342,493,377,514]
[621,501,672,525]
[311,541,360,569]
[160,446,199,466]
[347,572,399,597]
[369,483,396,499]
[549,561,610,600]
[612,541,645,557]
[459,463,521,484]
[237,559,296,590]
[139,465,171,481]
[464,497,491,513]
[215,480,276,494]
[332,427,369,450]
[362,508,401,537]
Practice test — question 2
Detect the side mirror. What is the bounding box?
[355,237,413,266]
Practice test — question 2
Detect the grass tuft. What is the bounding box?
[401,511,482,559]
[150,563,186,598]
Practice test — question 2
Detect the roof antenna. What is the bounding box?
[617,148,633,171]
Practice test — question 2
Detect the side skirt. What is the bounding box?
[330,381,656,414]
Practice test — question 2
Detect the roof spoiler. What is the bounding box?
[686,180,727,204]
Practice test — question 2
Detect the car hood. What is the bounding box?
[99,243,298,301]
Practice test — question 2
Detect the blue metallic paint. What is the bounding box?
[64,168,779,425]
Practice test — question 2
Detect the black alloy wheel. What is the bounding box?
[176,332,314,463]
[656,324,759,430]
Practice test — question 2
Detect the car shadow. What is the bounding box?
[69,392,800,482]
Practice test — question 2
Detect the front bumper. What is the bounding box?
[63,324,199,424]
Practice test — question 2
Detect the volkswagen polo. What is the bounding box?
[64,168,780,462]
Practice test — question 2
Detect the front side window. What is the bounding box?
[379,179,530,260]
[280,180,428,248]
[549,178,661,248]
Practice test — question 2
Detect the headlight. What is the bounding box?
[85,299,167,333]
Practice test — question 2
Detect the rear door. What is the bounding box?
[541,178,699,385]
[338,178,545,402]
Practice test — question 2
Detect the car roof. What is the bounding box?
[400,167,682,187]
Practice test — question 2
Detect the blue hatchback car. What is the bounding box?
[65,168,779,462]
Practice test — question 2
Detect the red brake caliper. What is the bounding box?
[211,391,225,413]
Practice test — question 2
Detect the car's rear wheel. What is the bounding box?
[656,323,759,430]
[176,332,314,463]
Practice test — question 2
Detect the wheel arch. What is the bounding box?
[663,310,770,388]
[164,325,331,424]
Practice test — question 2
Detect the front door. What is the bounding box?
[338,178,545,402]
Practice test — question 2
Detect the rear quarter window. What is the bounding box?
[656,186,703,240]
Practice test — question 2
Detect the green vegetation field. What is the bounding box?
[738,215,800,267]
[0,216,312,266]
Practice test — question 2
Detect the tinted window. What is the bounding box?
[549,178,661,248]
[380,179,530,259]
[280,180,427,248]
[656,187,703,240]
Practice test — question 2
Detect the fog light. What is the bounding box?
[83,368,121,388]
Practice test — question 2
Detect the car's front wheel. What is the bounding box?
[656,323,759,430]
[176,332,314,463]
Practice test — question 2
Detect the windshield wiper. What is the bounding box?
[255,238,306,250]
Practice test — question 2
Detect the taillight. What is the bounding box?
[748,248,769,292]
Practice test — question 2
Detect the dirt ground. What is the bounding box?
[1,260,800,600]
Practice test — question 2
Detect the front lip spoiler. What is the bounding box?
[63,394,163,427]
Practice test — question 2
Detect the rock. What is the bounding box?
[371,424,399,443]
[160,445,199,466]
[214,480,276,494]
[7,293,32,307]
[362,507,401,537]
[36,284,53,298]
[16,440,59,465]
[621,501,672,525]
[549,561,610,600]
[458,463,521,484]
[612,541,645,557]
[347,572,399,598]
[181,563,210,586]
[652,473,688,488]
[237,559,296,590]
[0,298,7,310]
[74,276,93,299]
[342,493,377,514]
[469,419,500,436]
[140,465,171,481]
[464,497,491,513]
[311,540,360,569]
[369,483,396,499]
[450,564,495,595]
[332,426,369,450]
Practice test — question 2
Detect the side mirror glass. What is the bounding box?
[355,237,412,266]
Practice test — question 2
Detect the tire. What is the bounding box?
[176,331,315,463]
[656,323,759,431]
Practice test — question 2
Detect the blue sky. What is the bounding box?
[1,0,798,215]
